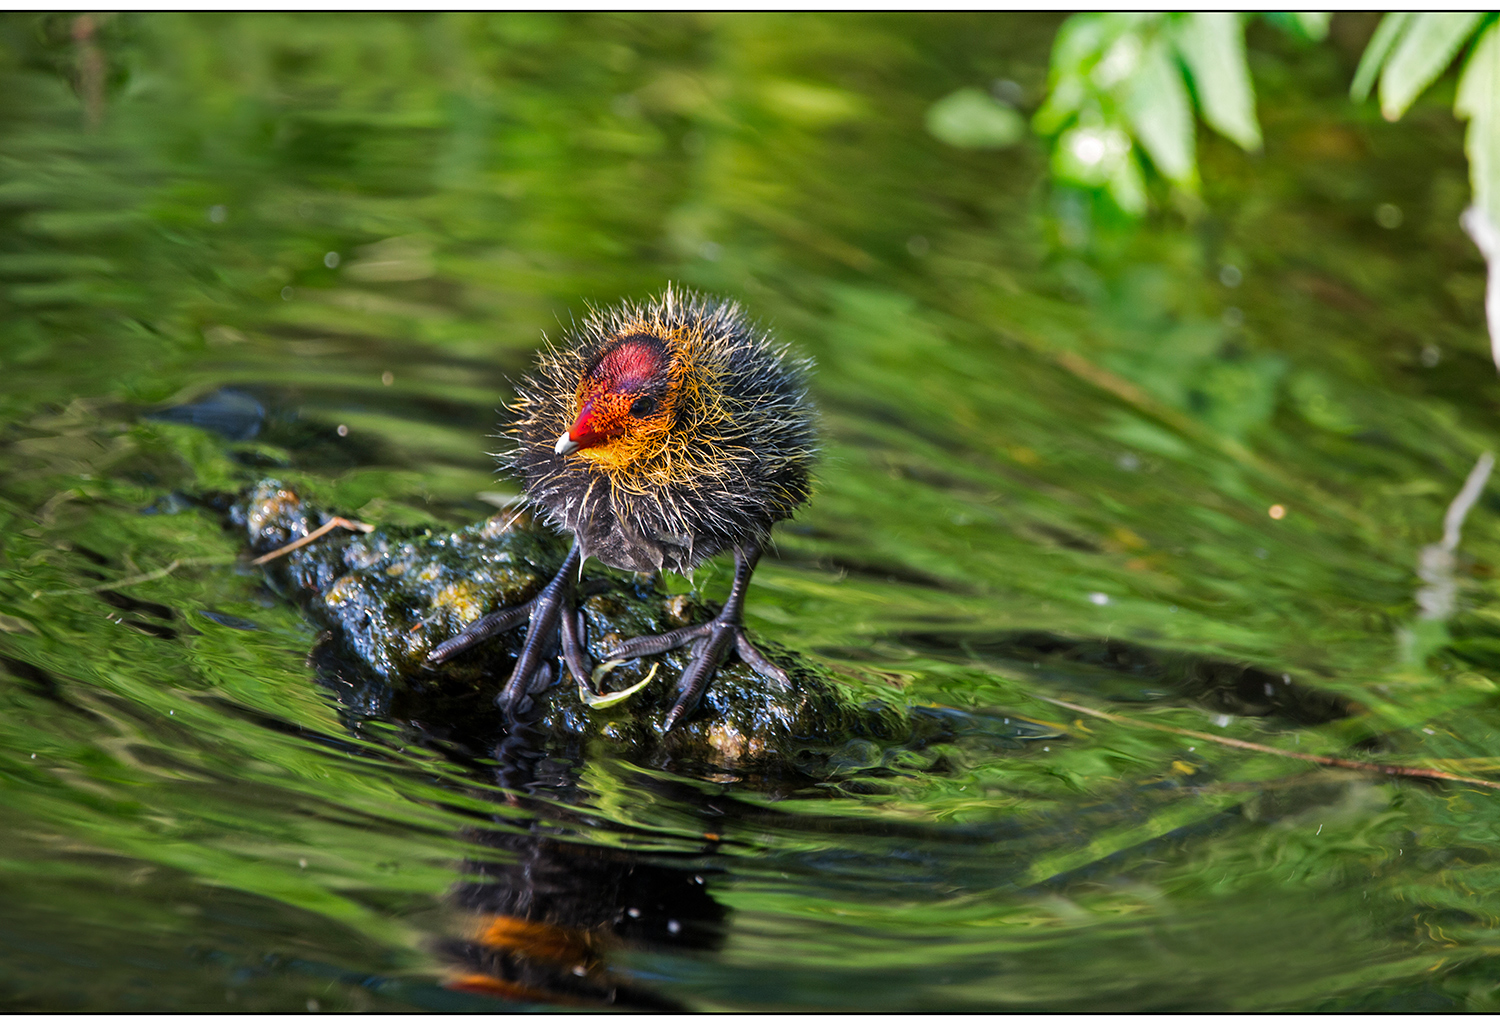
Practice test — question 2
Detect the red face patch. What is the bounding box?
[591,336,667,393]
[566,335,671,451]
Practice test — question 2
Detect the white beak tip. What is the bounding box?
[554,433,580,456]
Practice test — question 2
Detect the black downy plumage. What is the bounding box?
[428,286,817,729]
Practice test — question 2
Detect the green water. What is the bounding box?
[5,12,1500,1010]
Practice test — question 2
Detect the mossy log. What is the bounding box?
[230,480,911,773]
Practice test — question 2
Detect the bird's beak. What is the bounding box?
[554,432,580,456]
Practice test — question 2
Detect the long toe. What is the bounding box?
[604,621,710,662]
[425,600,534,666]
[662,621,739,732]
[559,607,593,690]
[733,629,792,689]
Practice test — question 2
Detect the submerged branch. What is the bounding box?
[1039,695,1500,792]
[1416,449,1494,621]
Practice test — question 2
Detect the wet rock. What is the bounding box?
[146,387,265,441]
[229,479,910,773]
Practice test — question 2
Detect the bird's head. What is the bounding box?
[554,332,679,469]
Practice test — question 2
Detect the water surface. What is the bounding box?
[4,13,1500,1011]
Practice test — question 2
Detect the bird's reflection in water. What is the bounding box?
[312,605,733,1009]
[434,730,729,1010]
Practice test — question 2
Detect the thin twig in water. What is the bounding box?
[33,555,235,597]
[1039,695,1500,792]
[249,516,374,566]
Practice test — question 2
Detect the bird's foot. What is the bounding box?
[424,541,593,715]
[605,610,790,732]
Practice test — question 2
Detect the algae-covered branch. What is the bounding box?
[231,479,910,774]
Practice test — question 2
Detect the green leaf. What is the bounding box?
[1124,36,1197,187]
[1379,12,1485,121]
[925,88,1027,149]
[1259,11,1333,43]
[1351,12,1413,102]
[580,660,658,710]
[1174,12,1262,152]
[1050,12,1155,75]
[1457,23,1500,227]
[1053,123,1132,188]
[1107,152,1149,215]
[1291,12,1331,42]
[1032,73,1086,136]
[1049,13,1114,74]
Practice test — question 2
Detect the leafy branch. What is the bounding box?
[985,12,1500,370]
[1353,13,1500,368]
[1026,12,1327,214]
[1016,12,1499,228]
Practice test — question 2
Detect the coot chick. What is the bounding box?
[429,286,816,730]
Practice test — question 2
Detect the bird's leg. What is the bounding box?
[425,541,592,713]
[495,541,585,711]
[604,543,790,731]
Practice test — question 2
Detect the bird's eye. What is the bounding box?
[629,396,657,417]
